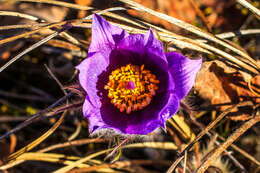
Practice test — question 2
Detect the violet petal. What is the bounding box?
[89,14,128,55]
[76,52,108,107]
[166,52,202,100]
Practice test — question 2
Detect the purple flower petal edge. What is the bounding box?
[166,52,202,100]
[88,14,128,54]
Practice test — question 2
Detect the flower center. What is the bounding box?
[104,64,159,114]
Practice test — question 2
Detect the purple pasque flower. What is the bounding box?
[76,14,202,135]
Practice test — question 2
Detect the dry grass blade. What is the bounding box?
[0,11,44,22]
[196,112,260,173]
[53,142,177,173]
[6,111,67,161]
[0,23,79,47]
[0,138,104,170]
[0,21,67,45]
[7,0,93,10]
[0,23,47,31]
[16,153,120,172]
[166,156,184,173]
[119,0,260,71]
[0,31,60,73]
[103,11,148,30]
[13,153,116,172]
[236,0,260,19]
[17,153,80,161]
[161,32,258,73]
[190,40,259,74]
[215,29,260,39]
[0,155,91,171]
[67,160,172,173]
[68,123,82,141]
[168,115,196,141]
[183,151,187,173]
[101,9,221,56]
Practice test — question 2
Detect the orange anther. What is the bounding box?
[105,64,159,114]
[126,107,131,114]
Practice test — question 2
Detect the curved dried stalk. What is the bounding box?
[0,30,62,73]
[216,29,260,39]
[5,153,98,171]
[68,123,82,141]
[16,153,116,172]
[39,138,105,153]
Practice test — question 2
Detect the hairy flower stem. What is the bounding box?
[104,137,129,161]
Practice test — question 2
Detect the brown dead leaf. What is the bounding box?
[194,60,259,120]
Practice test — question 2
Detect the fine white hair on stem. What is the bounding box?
[90,127,165,142]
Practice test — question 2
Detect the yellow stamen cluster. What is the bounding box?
[104,64,159,114]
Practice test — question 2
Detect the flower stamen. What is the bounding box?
[104,64,159,114]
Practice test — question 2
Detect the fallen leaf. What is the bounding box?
[194,60,260,119]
